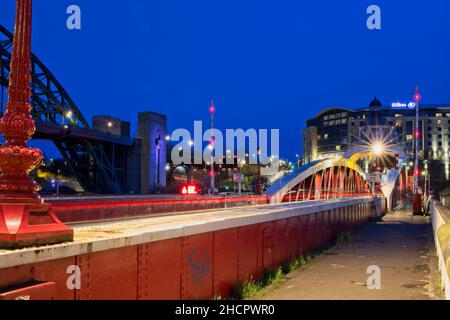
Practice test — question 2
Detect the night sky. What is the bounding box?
[1,0,449,160]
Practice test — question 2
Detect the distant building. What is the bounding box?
[303,98,450,180]
[93,115,131,137]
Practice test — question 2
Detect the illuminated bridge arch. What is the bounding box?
[266,158,371,204]
[0,25,135,194]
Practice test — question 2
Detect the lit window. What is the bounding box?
[436,113,443,118]
[336,145,341,151]
[395,114,402,118]
[324,134,329,140]
[406,135,413,141]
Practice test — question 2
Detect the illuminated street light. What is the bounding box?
[65,110,73,119]
[372,143,384,155]
[209,99,216,194]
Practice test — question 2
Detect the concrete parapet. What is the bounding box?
[430,199,450,300]
[48,194,269,224]
[0,197,376,300]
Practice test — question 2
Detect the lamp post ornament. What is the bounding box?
[0,0,73,248]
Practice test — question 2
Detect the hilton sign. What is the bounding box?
[391,102,416,109]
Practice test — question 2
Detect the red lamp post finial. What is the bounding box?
[0,0,73,249]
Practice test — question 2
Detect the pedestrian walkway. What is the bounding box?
[256,208,441,300]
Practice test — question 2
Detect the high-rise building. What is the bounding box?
[303,98,450,182]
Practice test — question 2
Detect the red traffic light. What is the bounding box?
[415,130,421,138]
[414,92,421,103]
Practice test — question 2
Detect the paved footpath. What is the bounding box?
[256,208,442,300]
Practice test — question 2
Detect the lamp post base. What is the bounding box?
[0,198,73,249]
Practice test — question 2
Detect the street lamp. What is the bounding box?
[209,99,216,194]
[256,148,262,195]
[413,86,422,215]
[65,110,73,119]
[372,143,384,156]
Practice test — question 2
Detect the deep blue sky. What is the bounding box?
[1,0,449,160]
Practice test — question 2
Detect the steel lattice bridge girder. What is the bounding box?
[265,158,372,204]
[0,25,89,128]
[0,24,134,194]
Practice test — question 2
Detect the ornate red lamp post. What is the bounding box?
[0,0,73,248]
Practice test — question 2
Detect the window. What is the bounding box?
[324,134,329,140]
[436,113,443,118]
[395,114,402,118]
[437,119,442,125]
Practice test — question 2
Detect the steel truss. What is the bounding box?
[0,24,133,194]
[282,166,370,203]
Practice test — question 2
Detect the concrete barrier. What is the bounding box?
[47,195,269,224]
[0,197,378,300]
[430,199,450,300]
